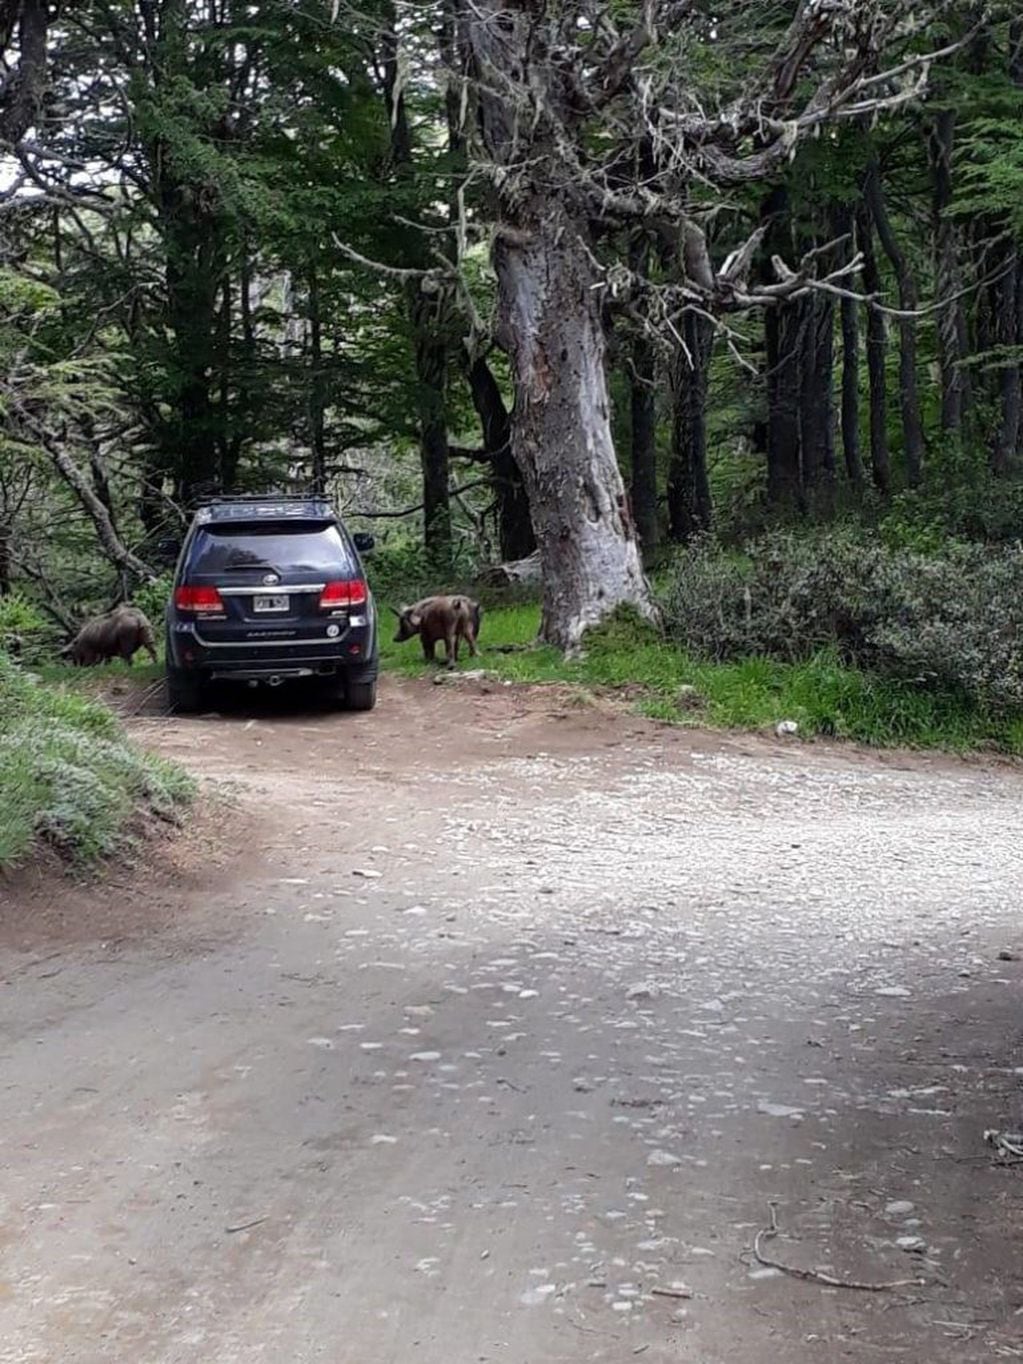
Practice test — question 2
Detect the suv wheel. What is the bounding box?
[167,670,206,714]
[344,679,377,712]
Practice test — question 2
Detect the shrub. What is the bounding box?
[0,650,194,869]
[0,592,55,662]
[365,532,485,604]
[133,573,174,636]
[661,531,1023,713]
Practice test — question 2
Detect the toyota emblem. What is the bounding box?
[262,573,279,585]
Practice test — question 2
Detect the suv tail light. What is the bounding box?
[174,585,224,612]
[319,579,367,609]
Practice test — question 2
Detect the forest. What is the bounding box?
[1,1,1023,727]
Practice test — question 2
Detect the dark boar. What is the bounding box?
[392,595,482,668]
[64,604,158,667]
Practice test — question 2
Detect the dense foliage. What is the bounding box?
[663,532,1023,713]
[0,2,1020,709]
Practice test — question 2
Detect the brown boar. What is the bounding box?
[392,595,482,668]
[63,604,158,668]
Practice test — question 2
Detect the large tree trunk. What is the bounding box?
[667,310,713,541]
[464,355,535,561]
[856,206,891,496]
[864,159,925,486]
[460,2,655,650]
[493,214,654,649]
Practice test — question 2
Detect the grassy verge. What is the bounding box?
[33,597,1023,756]
[381,601,1023,755]
[0,652,194,872]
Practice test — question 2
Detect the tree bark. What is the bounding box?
[0,517,10,597]
[222,247,254,493]
[799,290,836,508]
[831,206,865,491]
[215,272,232,493]
[991,239,1020,476]
[994,20,1023,471]
[856,206,891,496]
[407,284,452,563]
[629,329,659,562]
[0,0,47,146]
[765,301,804,508]
[492,215,654,649]
[382,0,452,566]
[628,235,659,563]
[308,268,328,494]
[929,110,971,435]
[41,435,156,582]
[464,355,535,561]
[667,310,713,541]
[864,158,925,486]
[459,1,655,649]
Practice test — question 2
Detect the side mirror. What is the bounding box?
[353,532,375,554]
[155,537,181,564]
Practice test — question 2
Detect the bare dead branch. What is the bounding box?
[349,478,492,519]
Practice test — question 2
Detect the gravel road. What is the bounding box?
[2,676,1022,1362]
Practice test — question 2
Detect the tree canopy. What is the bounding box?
[0,1,1020,644]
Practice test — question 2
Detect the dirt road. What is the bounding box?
[2,676,1023,1362]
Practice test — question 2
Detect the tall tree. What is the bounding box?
[864,154,925,486]
[453,0,953,646]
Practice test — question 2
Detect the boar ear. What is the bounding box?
[389,604,403,619]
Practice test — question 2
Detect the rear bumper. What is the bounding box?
[167,621,377,683]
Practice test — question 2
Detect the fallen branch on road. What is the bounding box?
[752,1202,926,1293]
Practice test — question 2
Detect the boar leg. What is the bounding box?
[422,635,436,663]
[446,627,458,668]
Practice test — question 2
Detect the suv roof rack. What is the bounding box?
[194,493,336,524]
[195,492,329,506]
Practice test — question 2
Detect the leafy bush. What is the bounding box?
[0,650,194,869]
[132,573,174,636]
[0,592,55,662]
[661,531,1023,713]
[364,532,483,604]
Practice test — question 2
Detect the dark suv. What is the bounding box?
[163,496,378,713]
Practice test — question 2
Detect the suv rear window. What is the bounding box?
[189,523,356,577]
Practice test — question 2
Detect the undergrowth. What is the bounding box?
[0,651,194,871]
[380,600,1023,754]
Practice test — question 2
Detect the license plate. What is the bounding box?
[254,594,289,613]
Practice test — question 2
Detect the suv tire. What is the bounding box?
[167,670,206,714]
[344,679,377,712]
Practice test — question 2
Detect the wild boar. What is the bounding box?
[392,595,482,668]
[64,604,158,667]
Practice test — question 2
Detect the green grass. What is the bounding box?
[35,597,1023,757]
[381,600,1023,755]
[0,652,195,871]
